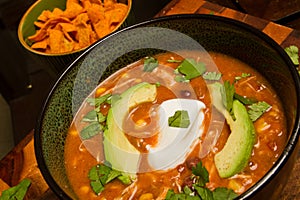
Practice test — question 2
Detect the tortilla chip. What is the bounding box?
[28,17,71,42]
[80,0,92,10]
[103,0,116,10]
[105,3,127,25]
[63,2,84,19]
[34,21,45,28]
[87,3,105,24]
[37,10,52,22]
[48,29,64,53]
[89,0,103,5]
[61,37,75,52]
[28,0,128,54]
[58,22,77,32]
[76,26,91,48]
[51,8,64,18]
[93,19,110,38]
[66,0,80,7]
[31,39,48,50]
[72,13,90,27]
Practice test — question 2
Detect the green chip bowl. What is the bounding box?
[34,14,300,199]
[18,0,133,75]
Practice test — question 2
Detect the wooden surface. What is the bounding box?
[1,0,299,199]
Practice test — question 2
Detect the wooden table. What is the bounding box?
[1,0,299,199]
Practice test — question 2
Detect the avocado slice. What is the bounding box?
[208,83,255,178]
[103,82,157,173]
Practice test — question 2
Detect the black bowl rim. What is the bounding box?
[34,14,300,200]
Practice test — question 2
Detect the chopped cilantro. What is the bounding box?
[174,75,190,83]
[234,93,257,105]
[176,58,206,80]
[87,94,111,107]
[234,73,251,81]
[192,161,209,186]
[106,94,121,105]
[165,161,238,200]
[168,110,190,128]
[0,179,31,200]
[194,186,214,200]
[212,81,268,122]
[284,45,299,65]
[248,101,271,121]
[80,121,103,140]
[81,93,115,140]
[155,82,161,87]
[212,188,239,200]
[97,112,106,123]
[143,57,159,72]
[82,110,98,122]
[202,72,222,81]
[88,164,133,195]
[165,188,199,200]
[221,81,235,115]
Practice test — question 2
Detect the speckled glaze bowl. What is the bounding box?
[34,14,300,199]
[18,0,133,75]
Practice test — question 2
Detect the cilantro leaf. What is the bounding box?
[87,94,111,107]
[202,72,222,81]
[97,112,106,123]
[248,101,271,121]
[174,75,190,83]
[117,174,133,185]
[285,45,299,65]
[143,57,159,72]
[164,161,238,200]
[90,181,103,194]
[106,94,121,105]
[0,179,31,200]
[177,58,206,80]
[212,187,239,200]
[168,110,190,128]
[88,164,133,195]
[106,170,121,183]
[194,186,214,200]
[80,121,103,140]
[165,189,199,200]
[221,81,235,115]
[234,93,257,105]
[82,110,98,122]
[192,161,209,186]
[234,73,251,82]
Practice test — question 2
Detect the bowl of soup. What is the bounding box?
[34,14,300,199]
[18,0,133,75]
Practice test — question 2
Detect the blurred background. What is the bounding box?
[1,0,300,159]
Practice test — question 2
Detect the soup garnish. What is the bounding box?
[64,51,287,199]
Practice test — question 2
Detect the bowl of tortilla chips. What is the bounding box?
[18,0,132,74]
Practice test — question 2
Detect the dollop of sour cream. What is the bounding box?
[147,98,206,171]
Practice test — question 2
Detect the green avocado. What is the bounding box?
[103,82,157,173]
[208,83,255,178]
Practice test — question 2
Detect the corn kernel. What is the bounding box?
[79,186,90,194]
[96,87,106,96]
[139,193,154,200]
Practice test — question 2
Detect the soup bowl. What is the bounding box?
[18,0,133,75]
[34,14,300,199]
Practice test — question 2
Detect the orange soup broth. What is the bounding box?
[64,51,287,199]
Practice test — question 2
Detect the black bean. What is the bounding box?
[180,90,191,98]
[186,157,200,170]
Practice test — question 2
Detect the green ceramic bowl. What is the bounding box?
[18,0,133,75]
[35,14,300,199]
